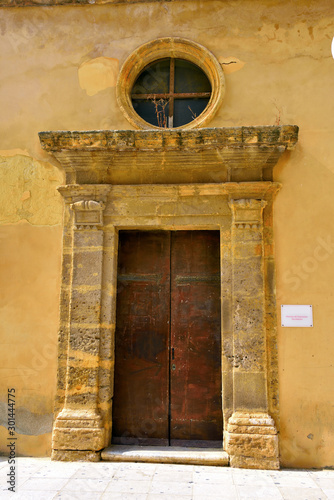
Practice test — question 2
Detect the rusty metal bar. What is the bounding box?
[169,58,175,128]
[132,92,211,99]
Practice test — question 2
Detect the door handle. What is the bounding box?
[171,347,174,360]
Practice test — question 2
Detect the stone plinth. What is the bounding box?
[226,412,279,469]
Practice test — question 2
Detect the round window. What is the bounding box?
[131,58,212,128]
[117,38,225,130]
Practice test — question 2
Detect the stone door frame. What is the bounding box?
[39,126,299,469]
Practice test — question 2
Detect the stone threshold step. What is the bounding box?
[101,445,229,466]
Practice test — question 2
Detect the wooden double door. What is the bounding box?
[112,230,223,447]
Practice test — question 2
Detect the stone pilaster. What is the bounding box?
[52,186,110,461]
[226,199,279,469]
[98,226,119,447]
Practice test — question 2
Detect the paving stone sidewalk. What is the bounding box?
[1,456,334,499]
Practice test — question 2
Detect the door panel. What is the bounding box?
[170,231,222,445]
[112,231,170,445]
[112,230,222,446]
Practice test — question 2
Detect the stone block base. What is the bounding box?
[52,450,101,462]
[225,411,279,470]
[52,408,105,457]
[53,427,105,450]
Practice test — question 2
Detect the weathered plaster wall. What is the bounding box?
[0,0,333,466]
[0,155,63,456]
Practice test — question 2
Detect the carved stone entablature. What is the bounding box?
[71,200,105,229]
[39,126,299,185]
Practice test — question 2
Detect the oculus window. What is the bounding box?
[117,37,225,130]
[131,58,212,128]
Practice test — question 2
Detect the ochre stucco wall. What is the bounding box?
[0,156,63,456]
[0,0,333,467]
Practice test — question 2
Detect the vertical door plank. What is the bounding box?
[170,231,223,446]
[112,231,170,445]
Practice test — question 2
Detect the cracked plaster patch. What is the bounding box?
[219,56,245,74]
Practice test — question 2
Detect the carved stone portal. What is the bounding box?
[39,126,299,468]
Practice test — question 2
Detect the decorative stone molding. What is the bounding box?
[39,126,298,152]
[58,184,111,204]
[116,38,225,130]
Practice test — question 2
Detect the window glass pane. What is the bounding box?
[131,58,211,127]
[132,59,170,95]
[173,98,209,127]
[174,60,211,94]
[133,99,170,128]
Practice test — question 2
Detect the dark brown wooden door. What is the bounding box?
[112,230,222,447]
[170,231,222,446]
[112,231,170,445]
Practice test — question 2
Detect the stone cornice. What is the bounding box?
[39,126,298,184]
[39,126,298,153]
[0,0,181,8]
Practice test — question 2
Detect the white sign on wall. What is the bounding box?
[281,305,313,327]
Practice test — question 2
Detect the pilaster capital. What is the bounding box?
[229,199,267,229]
[57,184,111,204]
[70,200,106,229]
[57,184,110,229]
